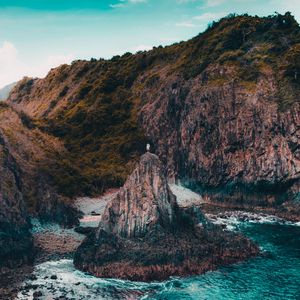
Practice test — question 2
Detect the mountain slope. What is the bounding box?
[0,127,33,269]
[6,12,300,214]
[0,102,78,225]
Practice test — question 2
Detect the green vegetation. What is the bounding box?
[38,55,154,197]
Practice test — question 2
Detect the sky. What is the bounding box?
[0,0,299,88]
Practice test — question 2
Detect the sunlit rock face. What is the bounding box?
[100,152,179,238]
[74,153,258,281]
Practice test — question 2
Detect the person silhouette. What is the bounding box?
[146,143,150,152]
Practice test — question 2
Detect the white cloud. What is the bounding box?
[110,0,147,8]
[175,11,226,30]
[193,12,226,22]
[176,21,196,27]
[110,3,126,8]
[0,41,75,89]
[109,0,148,8]
[40,54,75,74]
[0,41,18,64]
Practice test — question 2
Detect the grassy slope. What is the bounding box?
[7,12,300,198]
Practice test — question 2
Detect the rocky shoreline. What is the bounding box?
[2,161,299,297]
[75,225,258,282]
[3,200,298,299]
[74,153,259,281]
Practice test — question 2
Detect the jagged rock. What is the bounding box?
[74,226,95,235]
[0,105,79,271]
[100,152,179,238]
[74,153,258,281]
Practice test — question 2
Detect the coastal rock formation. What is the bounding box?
[6,14,300,217]
[74,153,258,281]
[100,152,179,237]
[0,133,33,268]
[139,70,300,209]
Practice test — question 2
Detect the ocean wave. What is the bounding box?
[206,211,300,231]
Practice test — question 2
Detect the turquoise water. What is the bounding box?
[143,222,300,300]
[18,218,300,300]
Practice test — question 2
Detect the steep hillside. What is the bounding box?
[0,127,33,269]
[0,102,78,225]
[7,13,300,213]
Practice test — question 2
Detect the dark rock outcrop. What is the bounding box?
[0,134,33,269]
[34,178,80,227]
[74,153,258,281]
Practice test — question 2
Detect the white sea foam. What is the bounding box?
[16,259,164,300]
[206,211,300,231]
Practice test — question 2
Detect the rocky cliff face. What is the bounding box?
[139,69,300,209]
[0,103,80,269]
[5,13,300,216]
[74,153,258,281]
[100,152,179,237]
[0,132,33,268]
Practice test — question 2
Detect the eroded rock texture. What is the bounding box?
[139,72,300,209]
[100,152,179,238]
[74,153,258,281]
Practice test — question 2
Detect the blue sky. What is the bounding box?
[0,0,299,88]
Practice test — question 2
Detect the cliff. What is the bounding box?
[74,153,258,281]
[6,13,300,217]
[139,67,300,209]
